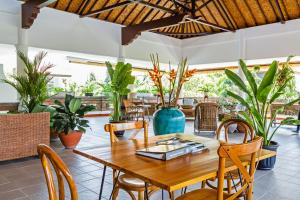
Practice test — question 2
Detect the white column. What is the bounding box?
[117,44,125,62]
[238,29,246,81]
[15,22,29,76]
[237,29,246,98]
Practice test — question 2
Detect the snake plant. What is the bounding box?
[225,58,300,146]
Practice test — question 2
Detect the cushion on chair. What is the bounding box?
[118,174,145,189]
[176,188,230,200]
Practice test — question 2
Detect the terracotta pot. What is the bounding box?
[59,131,83,149]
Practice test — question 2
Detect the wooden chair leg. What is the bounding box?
[112,186,120,200]
[169,191,175,200]
[137,191,143,200]
[227,178,232,194]
[201,180,206,188]
[123,190,137,200]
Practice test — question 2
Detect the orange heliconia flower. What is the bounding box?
[181,69,198,83]
[168,69,176,81]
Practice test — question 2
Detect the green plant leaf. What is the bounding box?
[225,69,249,95]
[281,118,300,125]
[269,77,292,104]
[285,98,300,106]
[69,98,82,113]
[239,59,257,95]
[226,90,250,109]
[257,85,272,103]
[257,61,277,95]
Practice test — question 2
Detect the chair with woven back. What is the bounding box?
[123,99,145,121]
[194,102,218,134]
[37,144,78,200]
[176,136,263,200]
[203,118,255,194]
[104,120,158,200]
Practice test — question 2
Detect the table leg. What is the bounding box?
[145,182,149,200]
[99,165,107,200]
[169,191,175,200]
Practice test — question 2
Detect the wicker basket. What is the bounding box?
[0,112,50,161]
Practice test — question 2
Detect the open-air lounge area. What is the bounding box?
[1,0,300,200]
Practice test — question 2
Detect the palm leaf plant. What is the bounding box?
[105,62,135,121]
[3,51,53,112]
[225,58,300,146]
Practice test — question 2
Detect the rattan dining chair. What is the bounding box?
[203,118,255,194]
[194,102,218,134]
[176,136,263,200]
[37,144,78,200]
[123,99,145,121]
[104,121,158,200]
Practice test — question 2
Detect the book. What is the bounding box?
[136,138,207,160]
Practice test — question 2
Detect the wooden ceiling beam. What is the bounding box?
[22,0,57,29]
[157,32,211,36]
[173,0,192,13]
[196,0,214,12]
[274,0,286,23]
[122,14,187,45]
[80,1,134,17]
[139,1,177,14]
[187,17,234,32]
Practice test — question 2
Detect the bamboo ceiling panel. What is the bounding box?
[48,0,300,39]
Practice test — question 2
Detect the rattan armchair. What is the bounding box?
[194,102,218,133]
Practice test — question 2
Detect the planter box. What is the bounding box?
[0,112,50,161]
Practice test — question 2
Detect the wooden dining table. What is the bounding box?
[73,134,276,200]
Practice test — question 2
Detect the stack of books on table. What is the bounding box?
[136,137,207,161]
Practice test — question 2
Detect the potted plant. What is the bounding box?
[0,51,53,160]
[104,61,135,136]
[149,54,197,135]
[225,57,300,169]
[52,94,95,149]
[3,51,53,112]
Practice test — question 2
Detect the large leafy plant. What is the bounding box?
[52,94,95,134]
[105,62,135,121]
[225,58,300,146]
[3,51,53,112]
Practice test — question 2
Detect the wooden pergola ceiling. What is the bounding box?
[22,0,300,45]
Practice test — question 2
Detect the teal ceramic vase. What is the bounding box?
[153,107,185,135]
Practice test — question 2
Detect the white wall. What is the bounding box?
[183,18,300,65]
[0,0,182,64]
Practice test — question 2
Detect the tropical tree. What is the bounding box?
[3,51,53,112]
[225,58,300,146]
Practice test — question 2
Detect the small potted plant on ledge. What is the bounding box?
[149,54,197,135]
[104,61,135,136]
[52,94,95,149]
[225,57,300,170]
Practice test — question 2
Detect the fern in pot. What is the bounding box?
[225,57,300,169]
[52,94,95,149]
[104,61,135,136]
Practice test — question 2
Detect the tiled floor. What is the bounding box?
[0,117,300,200]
